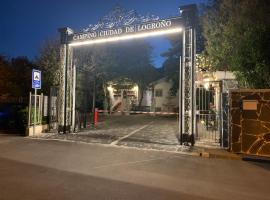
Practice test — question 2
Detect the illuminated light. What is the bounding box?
[107,85,113,91]
[203,78,210,90]
[133,86,138,91]
[69,28,182,47]
[204,83,210,90]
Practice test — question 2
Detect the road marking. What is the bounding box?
[110,121,153,145]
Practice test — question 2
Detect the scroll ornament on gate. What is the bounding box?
[83,5,160,32]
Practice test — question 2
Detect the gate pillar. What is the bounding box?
[58,27,74,133]
[179,5,197,145]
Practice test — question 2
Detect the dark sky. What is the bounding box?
[0,0,205,67]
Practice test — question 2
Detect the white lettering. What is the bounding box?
[137,20,172,32]
[126,26,135,33]
[99,28,122,37]
[72,19,174,41]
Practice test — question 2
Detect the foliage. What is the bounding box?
[160,35,181,95]
[0,56,33,97]
[11,57,34,96]
[36,39,61,94]
[202,0,270,88]
[160,26,204,95]
[0,56,12,95]
[17,107,28,132]
[196,52,213,72]
[74,40,161,108]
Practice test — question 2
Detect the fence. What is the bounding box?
[28,92,44,126]
[27,87,59,135]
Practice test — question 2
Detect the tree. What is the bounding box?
[13,57,33,96]
[196,52,213,72]
[74,43,120,112]
[160,24,204,95]
[0,56,33,97]
[160,35,182,95]
[37,37,160,112]
[74,39,160,109]
[36,39,61,94]
[0,56,12,95]
[117,40,161,107]
[202,0,270,88]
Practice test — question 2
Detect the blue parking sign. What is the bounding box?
[32,69,41,89]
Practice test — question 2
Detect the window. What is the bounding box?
[155,89,163,97]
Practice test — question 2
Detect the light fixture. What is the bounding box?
[69,28,182,47]
[203,78,210,90]
[107,85,113,91]
[133,85,138,91]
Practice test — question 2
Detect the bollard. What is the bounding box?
[94,108,98,125]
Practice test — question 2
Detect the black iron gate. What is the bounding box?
[195,81,221,147]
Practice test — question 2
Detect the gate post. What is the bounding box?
[58,27,74,133]
[71,62,76,132]
[179,4,197,146]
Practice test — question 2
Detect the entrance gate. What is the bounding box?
[56,4,207,146]
[195,81,222,147]
[194,79,238,148]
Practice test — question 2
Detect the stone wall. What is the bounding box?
[230,89,270,157]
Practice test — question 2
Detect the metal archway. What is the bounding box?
[57,4,198,146]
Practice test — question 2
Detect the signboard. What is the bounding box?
[243,100,258,110]
[69,17,182,44]
[32,69,41,89]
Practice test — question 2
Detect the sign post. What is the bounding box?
[32,69,41,136]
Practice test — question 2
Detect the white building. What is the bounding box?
[140,78,179,113]
[107,71,237,113]
[106,77,179,113]
[106,81,139,112]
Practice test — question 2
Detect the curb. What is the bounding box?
[242,155,270,163]
[197,150,241,160]
[208,152,241,160]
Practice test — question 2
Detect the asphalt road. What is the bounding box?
[0,135,269,200]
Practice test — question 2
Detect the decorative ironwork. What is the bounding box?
[83,5,160,32]
[181,26,195,145]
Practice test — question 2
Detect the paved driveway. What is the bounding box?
[42,114,180,151]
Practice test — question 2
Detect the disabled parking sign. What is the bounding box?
[32,69,41,89]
